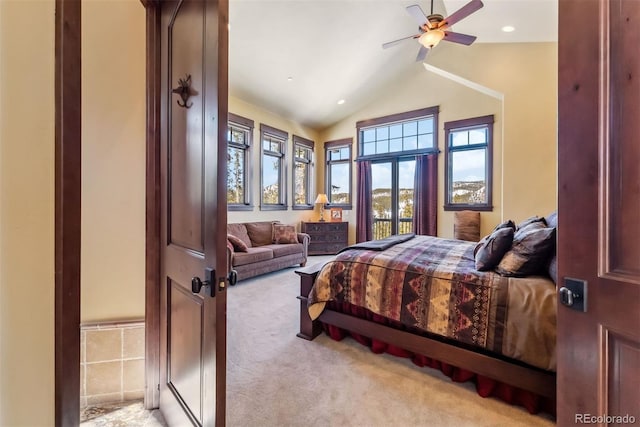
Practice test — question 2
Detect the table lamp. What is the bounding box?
[314,193,329,222]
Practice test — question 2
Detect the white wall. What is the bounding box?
[0,0,56,424]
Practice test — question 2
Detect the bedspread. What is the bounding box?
[308,235,557,371]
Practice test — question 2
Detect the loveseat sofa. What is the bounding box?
[227,221,310,281]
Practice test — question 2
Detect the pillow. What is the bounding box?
[273,224,298,244]
[245,222,276,246]
[493,219,516,232]
[227,234,248,252]
[545,211,558,229]
[227,223,252,248]
[547,254,558,284]
[474,227,514,271]
[516,216,547,230]
[495,222,556,277]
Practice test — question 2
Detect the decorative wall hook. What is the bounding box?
[172,74,193,108]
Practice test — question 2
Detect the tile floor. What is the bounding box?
[80,400,166,426]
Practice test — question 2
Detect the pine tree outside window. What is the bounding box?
[227,113,253,211]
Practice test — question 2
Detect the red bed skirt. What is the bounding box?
[322,302,556,417]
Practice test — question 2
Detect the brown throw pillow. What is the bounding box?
[245,222,276,246]
[227,234,248,252]
[273,224,298,244]
[474,227,514,271]
[495,222,556,277]
[227,223,252,248]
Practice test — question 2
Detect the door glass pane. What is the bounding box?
[372,162,392,239]
[398,160,416,234]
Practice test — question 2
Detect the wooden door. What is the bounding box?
[158,0,228,425]
[558,0,639,425]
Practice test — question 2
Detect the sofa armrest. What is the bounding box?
[297,232,310,259]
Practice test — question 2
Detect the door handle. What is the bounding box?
[191,267,215,297]
[228,270,238,286]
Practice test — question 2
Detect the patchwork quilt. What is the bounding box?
[308,235,557,371]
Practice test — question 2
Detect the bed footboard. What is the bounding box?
[294,263,323,340]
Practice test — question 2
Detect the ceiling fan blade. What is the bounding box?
[439,0,484,29]
[442,31,477,46]
[382,34,420,49]
[415,45,429,62]
[406,4,428,26]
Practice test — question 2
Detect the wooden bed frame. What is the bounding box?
[295,263,556,401]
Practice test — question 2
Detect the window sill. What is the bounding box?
[444,204,493,212]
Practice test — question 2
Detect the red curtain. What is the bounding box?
[356,160,372,243]
[412,153,438,236]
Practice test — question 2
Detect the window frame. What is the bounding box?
[443,115,494,212]
[260,123,288,211]
[355,106,440,161]
[227,113,254,211]
[292,135,315,210]
[324,138,353,210]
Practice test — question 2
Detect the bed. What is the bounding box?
[295,233,557,414]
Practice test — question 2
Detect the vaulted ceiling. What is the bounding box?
[229,0,558,131]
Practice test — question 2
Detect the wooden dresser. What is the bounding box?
[301,221,348,255]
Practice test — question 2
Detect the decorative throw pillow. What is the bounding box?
[245,222,276,246]
[516,215,547,231]
[545,211,558,229]
[227,234,248,252]
[493,219,516,232]
[495,222,556,277]
[474,227,515,271]
[227,223,252,248]
[272,224,298,244]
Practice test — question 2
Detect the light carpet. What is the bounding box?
[227,255,555,427]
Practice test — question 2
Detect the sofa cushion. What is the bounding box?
[273,224,298,244]
[232,247,273,267]
[245,221,276,246]
[227,223,252,248]
[263,243,304,258]
[227,234,248,252]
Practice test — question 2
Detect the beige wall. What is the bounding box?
[428,42,558,225]
[227,96,324,227]
[0,1,56,425]
[319,42,557,240]
[81,0,146,323]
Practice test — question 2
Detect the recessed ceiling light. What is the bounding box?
[502,26,515,33]
[337,99,345,105]
[287,77,293,82]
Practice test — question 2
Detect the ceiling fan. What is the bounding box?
[382,0,484,62]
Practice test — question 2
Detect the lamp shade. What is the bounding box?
[419,30,445,48]
[314,193,329,204]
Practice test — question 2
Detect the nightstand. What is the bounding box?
[301,221,348,255]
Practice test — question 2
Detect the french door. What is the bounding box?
[371,158,416,239]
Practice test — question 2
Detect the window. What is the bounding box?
[227,113,253,210]
[325,139,352,209]
[444,115,494,211]
[356,107,439,238]
[292,135,314,210]
[260,124,288,210]
[357,106,438,159]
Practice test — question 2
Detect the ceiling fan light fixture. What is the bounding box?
[419,30,445,48]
